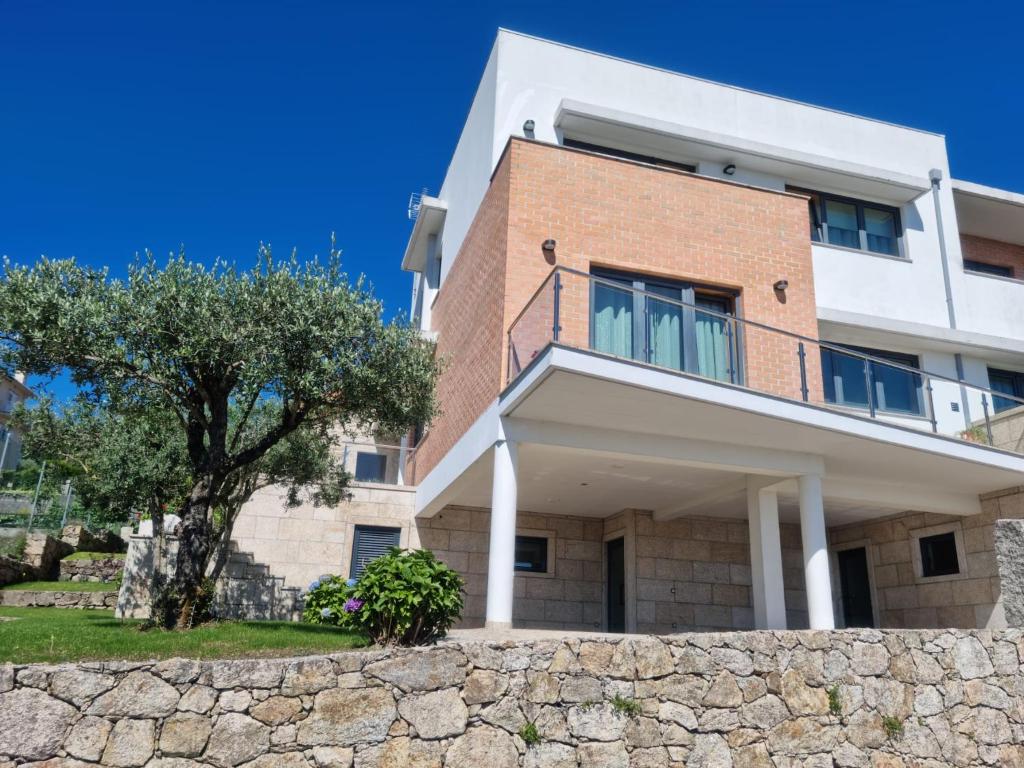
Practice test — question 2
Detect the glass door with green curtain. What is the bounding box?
[592,275,634,360]
[694,296,734,383]
[645,283,684,371]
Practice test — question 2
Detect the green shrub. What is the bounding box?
[303,548,464,646]
[882,715,903,739]
[609,693,642,717]
[518,722,540,746]
[827,685,842,716]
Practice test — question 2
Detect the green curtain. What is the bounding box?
[646,297,682,370]
[695,300,730,382]
[593,283,633,359]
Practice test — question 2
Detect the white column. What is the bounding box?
[485,435,518,628]
[747,480,787,629]
[798,474,835,630]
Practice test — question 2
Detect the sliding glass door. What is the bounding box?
[591,269,737,383]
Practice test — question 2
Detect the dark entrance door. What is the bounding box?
[837,547,875,628]
[607,538,625,632]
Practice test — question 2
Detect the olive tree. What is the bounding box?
[0,245,437,625]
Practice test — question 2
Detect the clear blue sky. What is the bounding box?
[2,1,1020,399]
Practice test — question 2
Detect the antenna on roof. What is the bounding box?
[408,187,430,221]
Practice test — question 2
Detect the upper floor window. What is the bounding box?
[591,269,738,384]
[964,259,1014,278]
[563,138,696,173]
[988,367,1024,413]
[821,344,923,416]
[355,452,388,483]
[799,189,903,258]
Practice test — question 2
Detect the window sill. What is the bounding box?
[963,269,1024,286]
[813,242,910,263]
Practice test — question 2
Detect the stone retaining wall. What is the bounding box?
[0,588,118,609]
[0,555,34,588]
[1,629,1022,767]
[60,555,125,583]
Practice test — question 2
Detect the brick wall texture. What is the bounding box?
[413,138,821,481]
[961,233,1024,278]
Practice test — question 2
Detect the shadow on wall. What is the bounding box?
[116,535,303,622]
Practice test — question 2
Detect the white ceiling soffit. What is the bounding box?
[401,196,447,273]
[953,180,1024,246]
[555,100,931,204]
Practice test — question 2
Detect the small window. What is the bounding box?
[563,138,696,173]
[918,532,960,578]
[350,525,400,578]
[965,259,1014,278]
[797,189,903,257]
[988,367,1024,413]
[355,452,387,483]
[821,344,923,415]
[514,535,549,573]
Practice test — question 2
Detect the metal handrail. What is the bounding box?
[509,265,1024,411]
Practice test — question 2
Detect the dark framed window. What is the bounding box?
[797,189,903,257]
[514,535,549,573]
[590,268,739,384]
[355,452,388,483]
[563,138,696,173]
[965,259,1014,278]
[350,525,400,578]
[918,532,960,578]
[988,367,1024,413]
[821,344,923,416]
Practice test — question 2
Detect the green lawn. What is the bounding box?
[63,550,126,561]
[0,607,369,663]
[2,580,117,592]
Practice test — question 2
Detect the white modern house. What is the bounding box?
[229,30,1024,634]
[0,373,32,472]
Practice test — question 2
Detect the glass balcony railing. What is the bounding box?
[339,441,413,486]
[507,267,1024,456]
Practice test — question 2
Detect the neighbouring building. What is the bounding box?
[0,373,32,473]
[224,30,1024,633]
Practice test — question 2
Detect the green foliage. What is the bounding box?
[518,722,541,746]
[827,685,842,716]
[63,551,126,561]
[303,548,464,646]
[0,533,26,559]
[882,715,903,739]
[609,694,642,717]
[0,245,439,625]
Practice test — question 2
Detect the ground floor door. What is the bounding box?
[837,546,875,628]
[606,537,625,632]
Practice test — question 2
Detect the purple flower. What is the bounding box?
[343,598,364,613]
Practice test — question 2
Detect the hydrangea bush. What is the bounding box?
[302,547,464,646]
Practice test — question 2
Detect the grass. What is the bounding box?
[518,722,541,746]
[63,551,126,561]
[0,607,369,664]
[882,715,904,739]
[609,693,642,717]
[827,685,842,716]
[2,580,117,592]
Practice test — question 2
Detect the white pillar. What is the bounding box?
[485,435,518,628]
[798,474,835,630]
[747,480,787,629]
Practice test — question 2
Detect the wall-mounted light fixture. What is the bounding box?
[523,119,536,134]
[542,238,557,252]
[773,279,789,292]
[723,164,737,175]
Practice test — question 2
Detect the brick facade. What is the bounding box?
[961,233,1024,279]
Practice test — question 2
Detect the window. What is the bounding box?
[988,367,1024,413]
[821,344,923,415]
[514,535,549,573]
[918,532,960,578]
[800,189,903,257]
[355,452,388,483]
[350,525,400,578]
[563,138,696,173]
[591,269,739,383]
[965,259,1014,278]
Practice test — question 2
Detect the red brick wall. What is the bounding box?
[503,139,821,400]
[408,160,510,484]
[413,138,820,482]
[961,234,1024,279]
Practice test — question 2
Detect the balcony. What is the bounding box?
[508,267,1024,458]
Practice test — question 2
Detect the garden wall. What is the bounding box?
[1,629,1022,767]
[60,554,125,583]
[0,588,117,609]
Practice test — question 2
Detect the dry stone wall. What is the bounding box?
[1,629,1022,767]
[60,555,125,584]
[0,589,118,609]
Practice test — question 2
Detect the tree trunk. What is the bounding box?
[173,476,216,627]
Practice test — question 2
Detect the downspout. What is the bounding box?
[930,168,972,425]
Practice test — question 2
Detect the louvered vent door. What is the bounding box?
[350,525,401,578]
